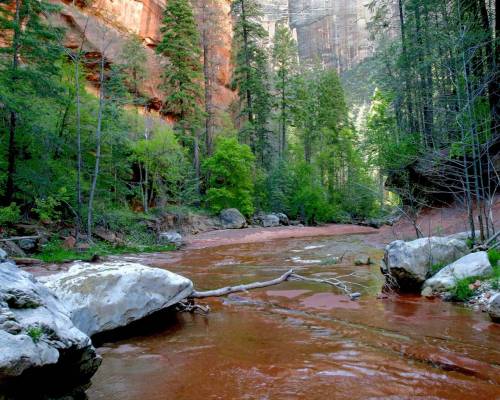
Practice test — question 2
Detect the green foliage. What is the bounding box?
[157,0,203,128]
[287,162,336,224]
[204,137,255,216]
[37,237,174,263]
[488,249,500,267]
[450,277,476,302]
[231,0,271,164]
[26,326,44,343]
[430,263,445,276]
[0,203,21,226]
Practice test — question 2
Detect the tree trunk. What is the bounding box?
[87,53,106,241]
[4,0,21,206]
[202,28,215,156]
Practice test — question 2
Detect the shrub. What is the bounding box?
[0,203,21,226]
[488,249,500,267]
[450,277,476,302]
[204,137,255,216]
[26,326,44,343]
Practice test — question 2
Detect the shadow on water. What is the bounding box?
[91,307,185,347]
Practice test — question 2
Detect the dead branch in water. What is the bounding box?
[190,269,295,298]
[189,269,361,300]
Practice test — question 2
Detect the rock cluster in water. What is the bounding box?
[0,259,101,398]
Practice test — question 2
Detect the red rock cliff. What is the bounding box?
[52,0,235,110]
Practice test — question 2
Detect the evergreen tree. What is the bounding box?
[157,0,204,195]
[231,0,271,166]
[157,0,203,126]
[272,22,298,159]
[0,0,63,205]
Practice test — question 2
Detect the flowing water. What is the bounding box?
[86,234,500,399]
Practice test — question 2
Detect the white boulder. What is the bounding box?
[40,262,193,336]
[487,292,500,323]
[220,208,247,229]
[422,252,493,294]
[381,236,469,291]
[159,231,183,246]
[0,261,100,395]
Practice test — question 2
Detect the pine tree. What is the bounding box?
[157,0,204,195]
[231,0,271,165]
[272,23,298,159]
[0,0,63,205]
[157,0,203,127]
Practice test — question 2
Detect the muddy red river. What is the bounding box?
[86,234,500,399]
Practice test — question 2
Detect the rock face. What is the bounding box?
[261,0,397,72]
[422,252,493,294]
[40,262,194,336]
[0,261,101,397]
[159,231,183,246]
[220,208,247,229]
[487,293,500,322]
[381,236,469,291]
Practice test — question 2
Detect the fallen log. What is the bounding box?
[191,269,295,298]
[190,269,362,300]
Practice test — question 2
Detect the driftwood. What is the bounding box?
[189,269,362,300]
[191,269,295,298]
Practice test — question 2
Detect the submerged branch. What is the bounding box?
[189,269,360,300]
[190,269,295,298]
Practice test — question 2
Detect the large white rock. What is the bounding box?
[0,261,100,395]
[422,252,493,293]
[40,262,194,336]
[220,208,247,229]
[381,236,469,291]
[488,293,500,323]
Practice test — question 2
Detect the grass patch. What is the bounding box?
[450,277,477,302]
[488,248,500,267]
[26,326,44,343]
[430,262,446,276]
[35,239,175,263]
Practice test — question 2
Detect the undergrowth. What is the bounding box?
[36,239,175,263]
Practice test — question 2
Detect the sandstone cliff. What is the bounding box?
[51,0,235,111]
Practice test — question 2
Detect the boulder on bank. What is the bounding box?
[487,293,500,323]
[0,260,101,395]
[421,252,493,294]
[40,262,194,336]
[381,235,469,291]
[159,231,183,246]
[220,208,247,229]
[276,213,289,226]
[253,212,280,228]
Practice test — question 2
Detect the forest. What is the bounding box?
[0,0,498,247]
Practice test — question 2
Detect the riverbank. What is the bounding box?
[184,224,379,249]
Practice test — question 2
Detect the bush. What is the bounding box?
[26,326,44,343]
[488,249,500,267]
[0,203,21,226]
[204,137,255,216]
[450,277,476,302]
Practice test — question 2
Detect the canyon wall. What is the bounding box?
[261,0,397,73]
[53,0,234,110]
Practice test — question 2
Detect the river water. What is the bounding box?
[86,234,500,399]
